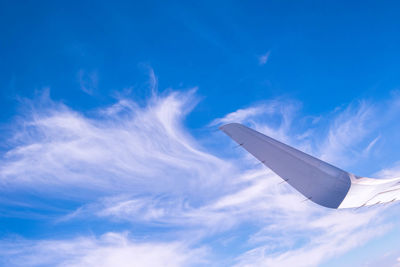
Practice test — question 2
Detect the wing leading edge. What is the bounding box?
[220,123,400,209]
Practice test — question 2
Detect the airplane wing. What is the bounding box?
[220,123,400,209]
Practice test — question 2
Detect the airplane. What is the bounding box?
[220,123,400,209]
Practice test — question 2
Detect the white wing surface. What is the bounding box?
[220,123,400,209]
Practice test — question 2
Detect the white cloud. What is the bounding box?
[258,51,271,65]
[210,105,267,126]
[319,101,375,166]
[235,221,388,267]
[148,67,158,95]
[78,69,98,95]
[363,135,381,155]
[0,90,232,200]
[374,161,400,179]
[210,99,301,144]
[1,89,400,266]
[0,232,207,267]
[317,95,400,169]
[61,168,303,238]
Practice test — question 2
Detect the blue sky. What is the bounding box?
[1,1,400,266]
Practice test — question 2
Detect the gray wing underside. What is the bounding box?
[220,123,400,209]
[220,123,351,209]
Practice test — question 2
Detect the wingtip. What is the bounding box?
[218,122,242,131]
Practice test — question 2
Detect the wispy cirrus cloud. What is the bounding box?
[373,159,400,180]
[211,99,302,144]
[258,51,271,65]
[0,90,231,200]
[78,69,98,95]
[319,100,376,167]
[0,232,207,267]
[1,88,400,266]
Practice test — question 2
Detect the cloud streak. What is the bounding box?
[0,232,207,267]
[258,51,271,65]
